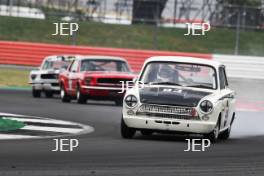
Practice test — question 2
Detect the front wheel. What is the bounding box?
[76,86,87,104]
[141,130,153,136]
[205,119,220,143]
[45,91,53,98]
[219,126,231,140]
[115,99,123,106]
[121,117,136,139]
[61,85,71,103]
[219,114,235,140]
[32,89,41,98]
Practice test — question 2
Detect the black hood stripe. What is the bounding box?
[139,87,212,107]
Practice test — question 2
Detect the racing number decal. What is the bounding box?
[68,73,73,91]
[69,80,72,91]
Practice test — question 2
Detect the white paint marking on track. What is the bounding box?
[2,117,77,125]
[0,134,38,140]
[0,112,94,140]
[22,125,84,134]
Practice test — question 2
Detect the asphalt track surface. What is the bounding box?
[0,78,263,176]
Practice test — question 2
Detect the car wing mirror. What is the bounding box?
[133,77,138,83]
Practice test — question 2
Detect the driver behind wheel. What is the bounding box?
[156,64,178,83]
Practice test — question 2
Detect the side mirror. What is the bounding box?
[133,77,138,83]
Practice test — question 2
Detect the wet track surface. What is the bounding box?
[0,78,263,176]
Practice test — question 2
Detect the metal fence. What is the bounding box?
[0,0,264,30]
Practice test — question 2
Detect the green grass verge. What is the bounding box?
[0,68,30,88]
[0,118,25,131]
[0,16,264,56]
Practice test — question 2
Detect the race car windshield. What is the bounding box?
[42,60,70,70]
[80,60,130,72]
[140,62,217,90]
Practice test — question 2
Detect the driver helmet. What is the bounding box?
[157,64,174,82]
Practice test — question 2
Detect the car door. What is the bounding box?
[68,60,79,96]
[219,66,235,129]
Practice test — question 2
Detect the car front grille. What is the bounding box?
[41,74,58,79]
[136,104,199,120]
[51,83,59,87]
[97,78,132,84]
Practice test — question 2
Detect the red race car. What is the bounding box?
[59,56,136,105]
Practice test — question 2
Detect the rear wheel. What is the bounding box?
[61,85,71,103]
[121,117,136,139]
[45,91,53,98]
[77,86,87,104]
[32,88,41,98]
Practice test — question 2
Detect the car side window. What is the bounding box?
[219,66,228,89]
[70,61,79,72]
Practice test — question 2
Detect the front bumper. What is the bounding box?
[81,85,123,91]
[81,85,125,98]
[123,115,216,134]
[30,82,60,91]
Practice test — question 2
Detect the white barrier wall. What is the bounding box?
[0,5,45,19]
[213,54,264,79]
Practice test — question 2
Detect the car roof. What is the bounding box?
[145,56,223,68]
[44,55,82,61]
[77,55,127,62]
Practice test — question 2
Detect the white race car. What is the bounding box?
[29,55,77,98]
[121,56,236,142]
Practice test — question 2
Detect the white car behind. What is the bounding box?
[29,55,77,98]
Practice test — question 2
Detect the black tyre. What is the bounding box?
[76,86,87,104]
[218,127,231,140]
[115,99,123,106]
[141,130,153,136]
[121,117,136,139]
[32,89,41,98]
[219,113,234,140]
[205,119,220,143]
[61,85,71,103]
[45,91,53,98]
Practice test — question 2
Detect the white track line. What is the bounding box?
[0,134,38,139]
[22,125,84,134]
[2,117,77,125]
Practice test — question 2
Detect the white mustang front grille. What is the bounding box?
[137,104,199,120]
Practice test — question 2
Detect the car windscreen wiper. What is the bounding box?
[148,82,182,86]
[186,84,213,89]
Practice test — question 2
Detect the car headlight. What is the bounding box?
[125,95,138,108]
[200,100,213,114]
[85,77,92,85]
[31,74,37,80]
